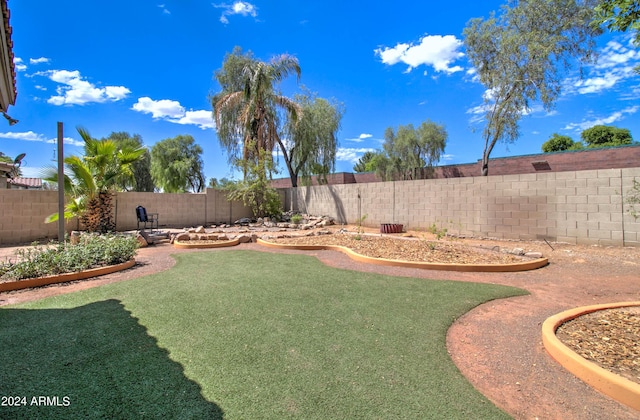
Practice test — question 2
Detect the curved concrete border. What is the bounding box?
[173,238,240,249]
[542,302,640,411]
[0,259,136,293]
[256,239,549,272]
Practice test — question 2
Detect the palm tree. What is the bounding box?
[212,53,301,177]
[44,127,145,233]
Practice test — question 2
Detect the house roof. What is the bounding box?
[8,177,42,188]
[0,0,16,111]
[0,160,13,175]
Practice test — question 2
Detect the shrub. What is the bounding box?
[0,234,138,281]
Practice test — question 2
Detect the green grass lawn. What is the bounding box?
[0,250,526,419]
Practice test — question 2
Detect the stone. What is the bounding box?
[136,233,148,247]
[237,234,252,243]
[234,217,252,225]
[139,230,153,245]
[512,248,525,256]
[525,252,543,258]
[195,226,206,234]
[175,233,190,242]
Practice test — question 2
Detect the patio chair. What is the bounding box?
[136,205,159,231]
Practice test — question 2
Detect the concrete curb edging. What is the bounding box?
[256,239,549,272]
[173,238,240,249]
[542,302,640,412]
[0,259,136,293]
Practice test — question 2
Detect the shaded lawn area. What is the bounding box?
[0,250,527,419]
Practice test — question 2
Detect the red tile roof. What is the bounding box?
[8,177,42,188]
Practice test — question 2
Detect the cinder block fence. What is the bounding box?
[0,188,253,245]
[285,167,640,247]
[1,168,639,246]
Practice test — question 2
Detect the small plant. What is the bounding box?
[290,214,303,225]
[0,233,139,281]
[427,222,447,240]
[355,214,368,240]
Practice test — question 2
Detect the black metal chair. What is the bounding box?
[136,205,159,231]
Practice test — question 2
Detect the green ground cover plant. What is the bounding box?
[0,250,526,419]
[0,234,138,281]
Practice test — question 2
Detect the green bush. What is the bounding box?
[0,234,138,281]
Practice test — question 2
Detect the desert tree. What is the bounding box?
[279,89,343,187]
[464,0,601,175]
[150,135,205,193]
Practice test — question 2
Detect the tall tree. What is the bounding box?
[44,127,145,233]
[541,133,582,152]
[464,0,600,175]
[370,121,447,181]
[211,47,301,178]
[353,151,378,173]
[279,89,343,187]
[150,135,205,193]
[581,125,635,147]
[104,132,155,192]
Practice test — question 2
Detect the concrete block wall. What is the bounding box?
[0,189,253,245]
[291,167,640,247]
[0,189,78,245]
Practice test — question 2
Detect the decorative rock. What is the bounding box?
[218,234,228,241]
[234,217,252,225]
[525,252,543,258]
[236,234,252,243]
[195,226,206,234]
[175,233,190,242]
[136,233,148,247]
[139,230,153,245]
[512,248,525,256]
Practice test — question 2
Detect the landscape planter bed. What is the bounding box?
[542,302,640,412]
[0,259,136,292]
[257,238,548,272]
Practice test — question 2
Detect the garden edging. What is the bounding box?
[0,259,136,292]
[172,238,240,249]
[542,302,640,412]
[256,239,548,272]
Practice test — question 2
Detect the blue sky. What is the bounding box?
[3,0,640,183]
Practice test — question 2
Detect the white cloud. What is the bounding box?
[132,97,215,129]
[40,70,130,105]
[132,97,185,119]
[336,147,377,164]
[174,110,215,129]
[29,57,50,65]
[346,133,373,143]
[213,1,257,24]
[564,106,639,131]
[14,57,26,72]
[375,34,464,74]
[157,4,170,14]
[565,37,640,95]
[0,131,83,146]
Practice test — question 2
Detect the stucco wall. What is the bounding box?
[290,168,640,247]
